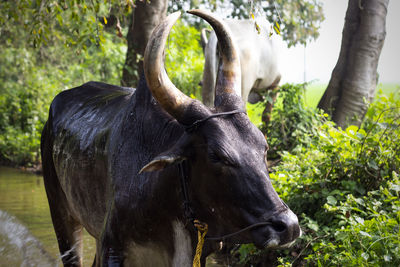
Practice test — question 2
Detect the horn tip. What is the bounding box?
[169,11,182,20]
[171,11,182,16]
[187,9,205,16]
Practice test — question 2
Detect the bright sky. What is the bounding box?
[279,0,400,84]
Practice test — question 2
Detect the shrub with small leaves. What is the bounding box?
[236,87,400,266]
[0,34,125,166]
[260,83,326,159]
[165,21,204,99]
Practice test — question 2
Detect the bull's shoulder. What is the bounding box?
[49,82,135,136]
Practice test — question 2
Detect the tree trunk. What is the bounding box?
[121,0,168,87]
[318,0,389,128]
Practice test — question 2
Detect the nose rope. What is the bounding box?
[205,221,272,241]
[205,206,288,241]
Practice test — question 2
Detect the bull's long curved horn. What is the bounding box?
[144,12,194,120]
[187,9,242,108]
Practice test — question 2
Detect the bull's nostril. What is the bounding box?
[271,221,286,233]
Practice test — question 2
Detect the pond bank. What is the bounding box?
[0,159,42,175]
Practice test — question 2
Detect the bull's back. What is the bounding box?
[43,82,134,236]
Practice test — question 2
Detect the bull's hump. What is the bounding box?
[50,82,135,145]
[84,81,135,93]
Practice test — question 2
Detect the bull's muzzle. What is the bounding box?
[253,209,301,249]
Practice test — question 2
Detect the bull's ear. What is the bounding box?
[139,133,191,174]
[139,154,185,173]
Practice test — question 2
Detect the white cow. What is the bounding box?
[201,19,281,109]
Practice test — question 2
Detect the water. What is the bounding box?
[0,167,226,267]
[0,167,95,266]
[0,210,57,266]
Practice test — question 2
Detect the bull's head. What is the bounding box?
[141,10,300,249]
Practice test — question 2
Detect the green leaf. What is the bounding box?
[368,160,379,170]
[327,195,337,205]
[354,216,364,225]
[361,252,369,261]
[359,231,371,238]
[384,255,392,262]
[56,14,63,26]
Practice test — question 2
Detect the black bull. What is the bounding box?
[41,10,300,267]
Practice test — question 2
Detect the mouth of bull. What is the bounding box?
[252,224,297,249]
[206,211,301,250]
[249,212,302,249]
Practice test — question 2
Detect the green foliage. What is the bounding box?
[261,83,326,159]
[312,176,400,266]
[238,86,400,266]
[0,18,204,167]
[0,0,131,49]
[168,0,324,47]
[165,21,204,98]
[0,34,125,166]
[3,0,323,49]
[230,0,324,47]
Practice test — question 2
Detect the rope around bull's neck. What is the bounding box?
[193,220,208,267]
[192,219,273,267]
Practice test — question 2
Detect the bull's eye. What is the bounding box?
[209,151,232,166]
[208,152,221,163]
[209,151,222,163]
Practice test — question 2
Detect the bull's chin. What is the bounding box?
[252,236,295,250]
[264,238,296,249]
[251,228,300,250]
[252,236,278,249]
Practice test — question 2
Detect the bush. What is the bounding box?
[260,83,325,159]
[236,87,400,266]
[0,22,204,166]
[0,34,125,166]
[311,175,400,266]
[165,21,204,99]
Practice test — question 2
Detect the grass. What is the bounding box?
[303,83,326,108]
[376,83,400,95]
[246,83,400,126]
[303,82,400,108]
